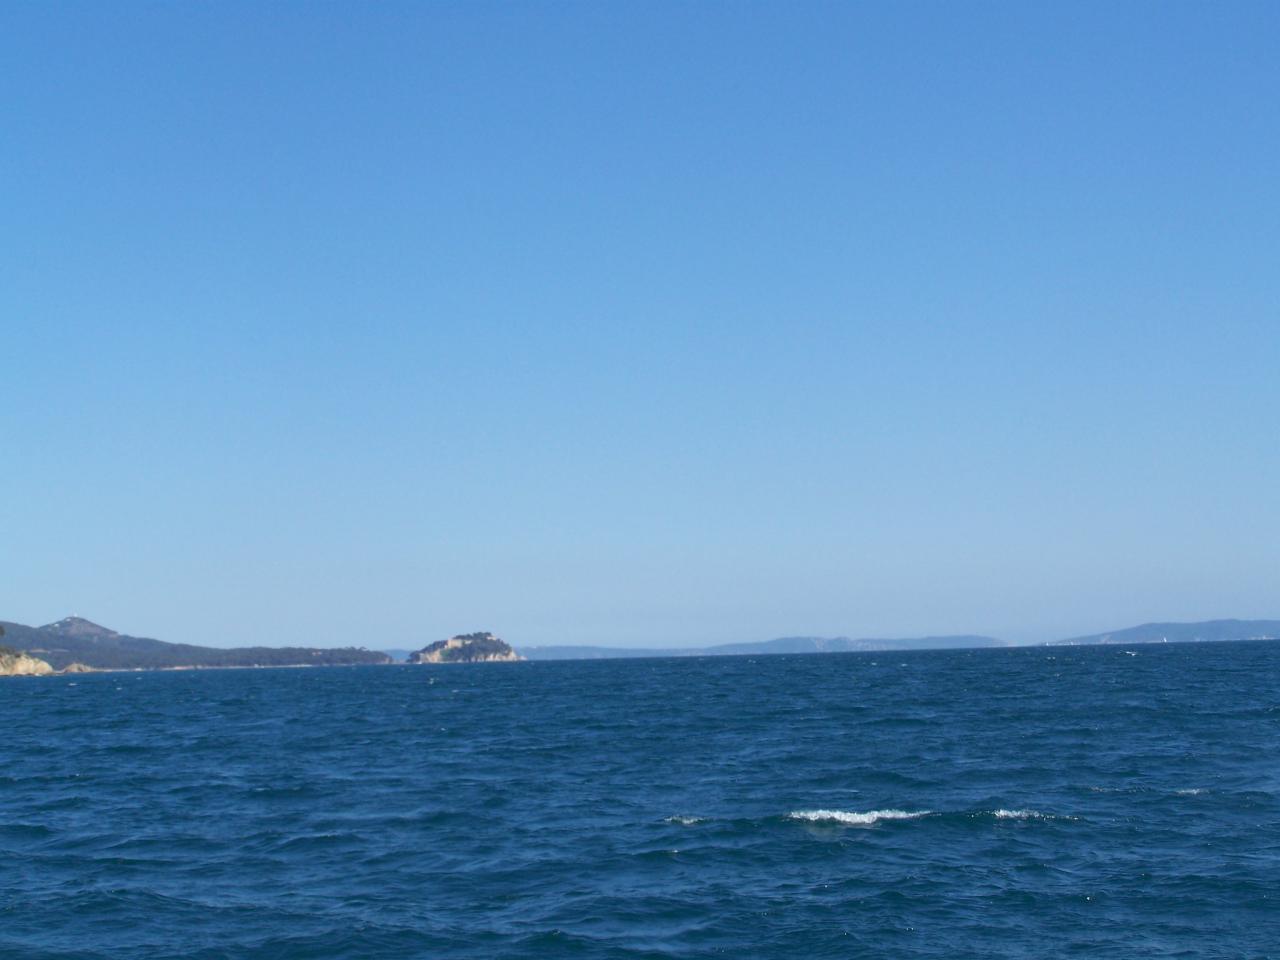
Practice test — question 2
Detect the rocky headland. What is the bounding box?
[0,646,55,676]
[0,624,55,676]
[408,632,523,663]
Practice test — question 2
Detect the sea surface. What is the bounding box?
[3,642,1279,959]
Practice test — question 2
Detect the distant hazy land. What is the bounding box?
[518,635,1004,660]
[3,616,1279,675]
[1045,619,1280,646]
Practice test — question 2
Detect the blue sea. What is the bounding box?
[3,642,1278,959]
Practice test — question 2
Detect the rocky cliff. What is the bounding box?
[0,647,54,676]
[408,632,522,663]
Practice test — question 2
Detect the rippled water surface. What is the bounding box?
[3,642,1279,958]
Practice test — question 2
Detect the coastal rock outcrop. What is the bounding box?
[408,632,523,663]
[0,647,55,676]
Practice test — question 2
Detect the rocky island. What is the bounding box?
[407,632,523,663]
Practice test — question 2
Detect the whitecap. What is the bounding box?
[664,815,705,825]
[788,808,929,825]
[1174,788,1207,796]
[990,808,1076,821]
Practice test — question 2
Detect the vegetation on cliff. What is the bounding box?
[0,635,54,676]
[408,632,522,663]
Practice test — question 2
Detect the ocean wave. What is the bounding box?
[788,809,930,825]
[988,808,1077,821]
[664,815,706,825]
[1175,788,1207,796]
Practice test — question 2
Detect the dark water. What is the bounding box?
[3,642,1279,959]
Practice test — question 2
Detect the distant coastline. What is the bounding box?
[0,617,390,675]
[1044,619,1280,647]
[3,616,1279,676]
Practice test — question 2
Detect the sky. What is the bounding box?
[2,2,1278,649]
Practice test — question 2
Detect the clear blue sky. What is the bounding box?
[3,2,1277,649]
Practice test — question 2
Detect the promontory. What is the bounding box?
[407,632,523,663]
[0,645,55,676]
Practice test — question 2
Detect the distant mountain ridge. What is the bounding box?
[519,634,1004,660]
[0,617,392,671]
[1046,619,1280,646]
[522,621,1280,659]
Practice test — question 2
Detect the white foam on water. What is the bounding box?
[788,808,930,825]
[664,815,706,825]
[989,808,1077,821]
[1175,788,1207,796]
